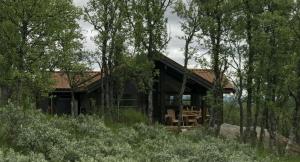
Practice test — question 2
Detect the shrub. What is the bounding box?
[0,148,46,162]
[15,122,71,160]
[105,108,148,128]
[0,104,275,162]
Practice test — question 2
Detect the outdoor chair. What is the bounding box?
[165,109,178,126]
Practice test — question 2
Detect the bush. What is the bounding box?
[0,104,275,162]
[223,101,241,126]
[0,148,46,162]
[105,108,148,128]
[119,108,148,125]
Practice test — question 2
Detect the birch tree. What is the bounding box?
[0,0,82,106]
[85,0,128,115]
[55,25,86,116]
[125,0,171,123]
[173,0,201,127]
[286,0,300,148]
[196,0,234,135]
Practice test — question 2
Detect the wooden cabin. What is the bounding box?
[38,55,234,124]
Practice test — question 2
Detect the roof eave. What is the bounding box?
[156,55,213,89]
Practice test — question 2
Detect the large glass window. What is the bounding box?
[182,95,191,106]
[165,94,191,106]
[119,94,137,108]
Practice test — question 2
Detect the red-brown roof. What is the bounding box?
[51,69,234,92]
[191,69,234,90]
[51,71,101,91]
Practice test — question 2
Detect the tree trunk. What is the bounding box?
[252,79,261,144]
[287,58,300,148]
[266,23,278,150]
[268,109,277,150]
[101,26,109,113]
[105,75,110,115]
[100,69,105,116]
[147,88,153,123]
[238,91,244,141]
[0,86,2,105]
[177,33,194,129]
[210,80,224,136]
[286,100,300,152]
[71,90,77,117]
[16,80,23,106]
[14,19,31,106]
[110,83,114,109]
[209,10,224,135]
[295,58,300,144]
[116,89,124,121]
[296,108,300,144]
[177,68,188,129]
[236,68,244,141]
[217,88,224,135]
[108,31,115,111]
[0,86,10,105]
[245,0,254,139]
[259,105,268,146]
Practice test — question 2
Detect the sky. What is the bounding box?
[72,0,199,68]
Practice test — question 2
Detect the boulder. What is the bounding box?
[220,123,300,154]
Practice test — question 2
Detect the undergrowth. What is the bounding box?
[0,103,290,162]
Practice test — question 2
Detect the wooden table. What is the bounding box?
[182,114,199,126]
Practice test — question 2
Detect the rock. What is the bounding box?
[220,123,300,154]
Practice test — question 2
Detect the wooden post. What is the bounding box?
[0,86,2,105]
[201,96,206,124]
[50,95,53,114]
[160,69,166,122]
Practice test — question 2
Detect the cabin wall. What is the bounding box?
[37,92,72,115]
[120,81,139,109]
[79,80,141,115]
[152,62,208,122]
[37,96,49,112]
[41,60,210,122]
[47,92,72,114]
[79,90,101,114]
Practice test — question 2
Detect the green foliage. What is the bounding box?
[124,0,171,95]
[105,108,148,129]
[0,0,82,104]
[275,156,300,162]
[0,104,277,162]
[0,149,46,162]
[117,108,149,126]
[127,0,170,53]
[223,101,241,126]
[223,99,295,138]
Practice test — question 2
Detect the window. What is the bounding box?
[165,95,176,105]
[182,95,191,106]
[119,94,137,108]
[165,94,191,106]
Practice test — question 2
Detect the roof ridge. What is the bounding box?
[77,72,102,87]
[52,71,101,73]
[190,68,212,71]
